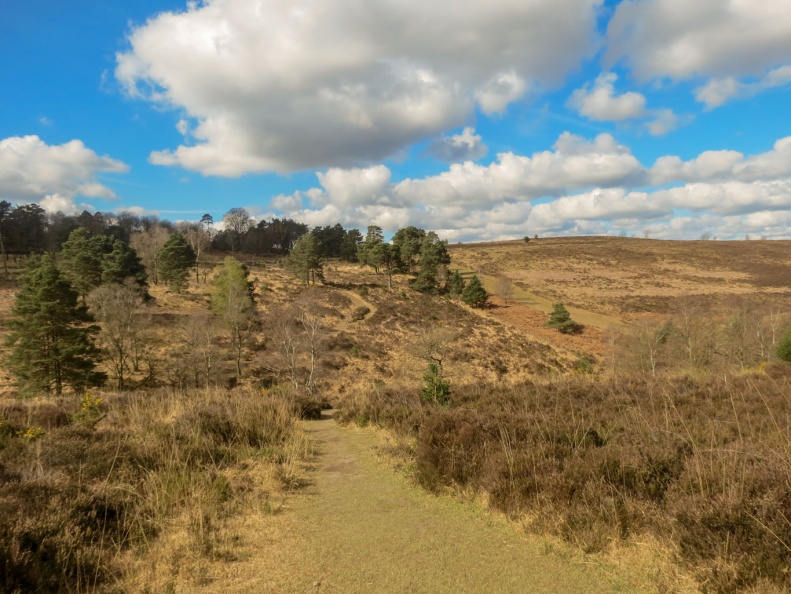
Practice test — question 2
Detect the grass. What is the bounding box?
[0,386,309,593]
[338,369,791,593]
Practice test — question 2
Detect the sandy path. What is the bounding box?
[199,413,643,593]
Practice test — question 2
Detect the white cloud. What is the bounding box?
[568,73,683,135]
[0,135,128,213]
[695,65,791,109]
[425,127,488,163]
[116,0,601,176]
[649,136,791,185]
[606,0,791,107]
[567,72,647,121]
[268,132,791,241]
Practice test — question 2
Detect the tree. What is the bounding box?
[358,226,384,271]
[289,233,323,285]
[87,282,144,391]
[410,327,455,406]
[777,328,791,362]
[211,257,256,377]
[494,274,512,305]
[411,232,450,294]
[546,303,580,334]
[223,207,252,252]
[130,225,170,284]
[177,221,212,283]
[58,228,107,301]
[340,229,363,262]
[462,275,488,307]
[369,242,401,289]
[101,238,148,291]
[447,270,465,297]
[158,232,196,293]
[5,255,105,395]
[392,226,426,273]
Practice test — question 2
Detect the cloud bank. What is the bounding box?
[268,133,791,241]
[0,135,128,214]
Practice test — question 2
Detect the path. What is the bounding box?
[199,413,645,593]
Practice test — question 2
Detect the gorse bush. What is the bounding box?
[338,370,791,593]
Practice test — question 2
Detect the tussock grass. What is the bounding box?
[339,368,791,593]
[0,386,308,593]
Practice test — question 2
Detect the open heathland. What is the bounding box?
[1,235,790,592]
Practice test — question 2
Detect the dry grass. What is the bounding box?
[339,369,791,594]
[0,386,310,593]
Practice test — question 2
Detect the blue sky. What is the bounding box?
[2,0,791,240]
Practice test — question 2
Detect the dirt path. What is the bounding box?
[198,413,646,593]
[333,289,377,333]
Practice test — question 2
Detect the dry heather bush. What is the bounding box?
[339,371,791,593]
[0,387,306,593]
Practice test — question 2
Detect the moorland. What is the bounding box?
[1,224,790,593]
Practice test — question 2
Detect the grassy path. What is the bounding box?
[200,412,647,593]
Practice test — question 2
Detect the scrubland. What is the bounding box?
[1,237,790,592]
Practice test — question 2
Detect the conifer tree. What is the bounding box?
[546,303,580,334]
[101,238,148,290]
[58,227,107,300]
[6,255,105,395]
[289,233,323,285]
[461,275,488,307]
[211,257,256,377]
[447,270,466,297]
[158,232,196,292]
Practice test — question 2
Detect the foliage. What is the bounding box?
[157,232,196,292]
[461,275,488,307]
[777,327,791,361]
[57,227,108,299]
[289,232,324,285]
[101,237,148,290]
[211,257,257,377]
[392,226,426,272]
[72,392,105,427]
[357,225,384,271]
[5,255,106,395]
[421,363,451,406]
[447,270,465,297]
[546,303,580,334]
[411,232,450,294]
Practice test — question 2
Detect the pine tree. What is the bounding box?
[447,270,466,297]
[411,232,450,294]
[5,255,105,395]
[211,257,256,377]
[546,303,580,334]
[289,233,323,285]
[58,227,107,300]
[461,275,488,307]
[158,232,196,292]
[101,238,148,291]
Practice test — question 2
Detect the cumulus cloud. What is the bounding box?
[695,65,791,109]
[606,0,791,107]
[116,0,601,176]
[649,136,791,185]
[0,135,128,214]
[425,127,488,163]
[567,72,647,121]
[568,73,683,135]
[265,132,791,241]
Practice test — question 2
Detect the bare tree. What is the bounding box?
[176,221,212,283]
[130,226,169,284]
[223,208,252,253]
[87,282,144,391]
[494,274,512,305]
[300,309,322,395]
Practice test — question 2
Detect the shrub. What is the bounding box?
[776,328,791,361]
[546,303,580,334]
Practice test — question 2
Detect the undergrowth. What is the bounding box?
[0,387,307,593]
[338,367,791,594]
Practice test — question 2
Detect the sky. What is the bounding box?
[2,0,791,241]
